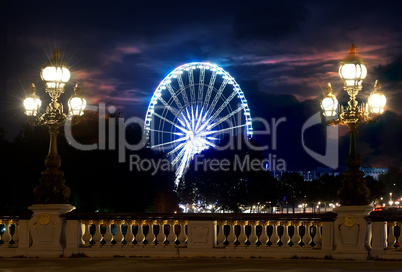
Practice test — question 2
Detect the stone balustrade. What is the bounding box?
[0,212,32,257]
[370,210,402,259]
[60,212,336,258]
[1,209,402,259]
[0,219,18,247]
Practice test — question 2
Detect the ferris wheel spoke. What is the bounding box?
[196,115,214,133]
[191,106,196,130]
[177,74,190,107]
[203,70,217,107]
[201,123,248,136]
[174,146,192,170]
[177,117,186,128]
[210,90,238,122]
[151,136,188,149]
[166,83,183,109]
[186,108,192,124]
[197,67,205,104]
[194,106,204,132]
[197,137,216,147]
[207,78,228,114]
[188,68,196,104]
[167,141,186,156]
[209,104,246,129]
[172,146,186,166]
[149,128,182,135]
[156,96,178,116]
[181,149,193,171]
[153,112,188,133]
[180,110,192,130]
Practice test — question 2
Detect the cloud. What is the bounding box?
[103,45,142,66]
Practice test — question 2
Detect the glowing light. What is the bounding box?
[368,93,386,113]
[321,83,338,117]
[321,97,338,117]
[24,96,42,116]
[145,62,253,184]
[338,44,367,88]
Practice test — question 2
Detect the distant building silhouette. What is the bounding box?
[271,167,388,181]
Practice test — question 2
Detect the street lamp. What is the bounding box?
[23,49,87,204]
[320,44,386,206]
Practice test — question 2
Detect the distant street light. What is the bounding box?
[320,44,386,206]
[23,49,87,204]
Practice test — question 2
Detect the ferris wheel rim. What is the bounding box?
[144,62,253,138]
[144,62,253,183]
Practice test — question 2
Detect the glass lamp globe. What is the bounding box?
[24,83,42,116]
[321,83,338,117]
[68,83,87,116]
[339,44,367,88]
[368,80,386,114]
[40,49,70,89]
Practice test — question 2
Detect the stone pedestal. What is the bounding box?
[333,205,372,259]
[187,221,216,249]
[28,204,75,257]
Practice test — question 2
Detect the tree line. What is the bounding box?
[1,112,400,213]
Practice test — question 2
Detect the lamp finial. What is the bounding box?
[325,82,333,94]
[348,44,357,55]
[374,79,381,91]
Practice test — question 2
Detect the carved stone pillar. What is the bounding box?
[28,204,75,257]
[333,205,372,259]
[187,221,216,249]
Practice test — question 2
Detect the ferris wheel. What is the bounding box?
[144,62,253,184]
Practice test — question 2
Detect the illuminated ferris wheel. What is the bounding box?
[144,62,253,184]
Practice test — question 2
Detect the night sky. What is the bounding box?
[4,1,402,171]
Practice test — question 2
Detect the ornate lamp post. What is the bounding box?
[321,44,386,206]
[23,49,87,204]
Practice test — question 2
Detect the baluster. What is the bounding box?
[291,221,301,247]
[237,221,247,246]
[136,220,145,245]
[2,221,11,246]
[150,220,157,245]
[314,222,322,248]
[259,222,269,246]
[226,221,237,246]
[92,220,103,245]
[217,221,226,246]
[270,221,279,247]
[144,220,154,245]
[167,221,177,245]
[103,220,114,245]
[177,220,187,245]
[387,221,396,249]
[281,222,290,247]
[157,220,166,246]
[82,220,92,246]
[125,221,135,245]
[397,222,402,249]
[248,221,258,246]
[114,220,124,246]
[11,221,19,246]
[0,220,2,245]
[302,222,311,248]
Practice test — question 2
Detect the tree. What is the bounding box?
[365,175,386,203]
[379,167,402,197]
[2,111,179,213]
[279,173,304,213]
